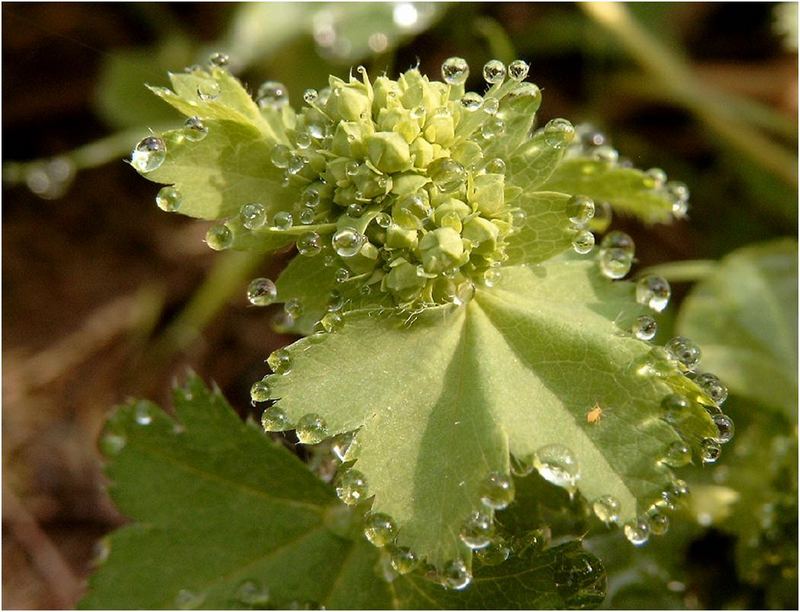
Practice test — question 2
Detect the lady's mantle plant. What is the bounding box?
[106,53,735,600]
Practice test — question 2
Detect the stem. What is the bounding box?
[581,3,797,187]
[638,259,717,283]
[150,250,268,359]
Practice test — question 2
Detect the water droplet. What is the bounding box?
[645,167,667,188]
[460,92,483,111]
[661,393,690,420]
[156,186,182,212]
[335,469,368,505]
[267,348,292,375]
[335,268,351,283]
[363,512,397,547]
[235,580,270,607]
[175,589,205,610]
[534,444,580,490]
[592,495,621,524]
[481,117,505,139]
[665,336,701,370]
[480,471,515,510]
[320,311,344,333]
[601,230,634,254]
[572,230,595,255]
[441,57,470,85]
[134,404,152,426]
[388,545,419,574]
[284,298,303,320]
[666,181,690,203]
[240,202,267,230]
[295,131,312,150]
[553,549,606,608]
[510,208,527,229]
[567,195,595,227]
[701,438,721,463]
[250,379,271,403]
[262,406,291,431]
[695,372,728,405]
[632,315,657,341]
[428,158,467,192]
[483,268,502,287]
[647,510,669,536]
[623,516,650,545]
[482,97,500,115]
[508,59,530,81]
[375,212,392,229]
[271,144,291,168]
[287,155,306,175]
[510,453,535,476]
[303,88,319,104]
[300,209,316,225]
[597,247,633,279]
[206,225,232,250]
[331,432,355,461]
[483,59,506,84]
[257,81,289,109]
[332,228,366,257]
[301,187,321,208]
[441,559,472,590]
[636,275,671,312]
[459,510,495,549]
[296,413,328,444]
[591,145,619,164]
[347,203,364,218]
[475,537,511,566]
[485,158,506,174]
[712,414,735,443]
[664,441,692,467]
[345,160,360,176]
[99,432,126,456]
[131,136,166,173]
[197,81,220,101]
[247,278,277,306]
[183,116,208,142]
[543,118,575,148]
[297,232,322,257]
[209,52,229,67]
[273,211,294,230]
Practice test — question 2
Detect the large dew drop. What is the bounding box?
[296,413,329,445]
[247,277,277,306]
[257,81,289,109]
[597,247,633,280]
[335,469,368,506]
[480,471,515,510]
[261,407,291,432]
[572,230,595,255]
[363,512,397,547]
[459,510,495,549]
[428,158,467,192]
[156,186,182,212]
[648,510,669,536]
[297,231,322,256]
[388,545,419,574]
[543,118,575,148]
[267,348,292,375]
[701,438,721,464]
[695,372,728,405]
[534,444,579,490]
[332,228,366,258]
[665,336,701,370]
[441,559,472,590]
[592,495,621,525]
[250,379,270,403]
[632,315,657,341]
[183,116,208,142]
[206,225,233,251]
[623,516,650,546]
[475,537,511,566]
[482,59,506,84]
[663,441,692,467]
[567,195,595,227]
[712,414,735,443]
[131,136,166,173]
[507,59,530,81]
[636,275,671,312]
[240,202,267,230]
[441,57,470,85]
[235,580,270,607]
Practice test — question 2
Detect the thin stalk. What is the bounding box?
[638,259,717,284]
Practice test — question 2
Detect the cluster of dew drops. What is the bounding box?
[131,53,734,583]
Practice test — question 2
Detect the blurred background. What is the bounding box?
[2,3,797,609]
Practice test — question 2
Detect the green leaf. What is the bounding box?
[504,191,575,265]
[82,376,606,610]
[144,121,299,220]
[676,238,798,418]
[275,254,341,335]
[541,158,676,224]
[268,256,717,566]
[507,130,570,191]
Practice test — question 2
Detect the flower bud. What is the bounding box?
[462,217,500,255]
[385,260,426,301]
[385,224,419,249]
[468,173,505,217]
[419,227,465,274]
[367,132,411,174]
